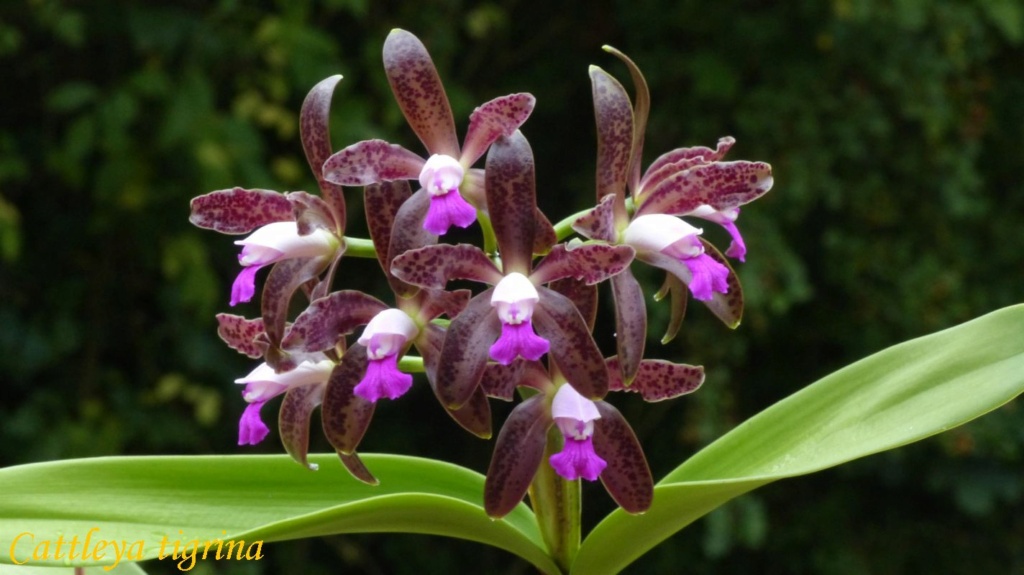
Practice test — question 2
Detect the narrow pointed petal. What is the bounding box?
[607,357,705,400]
[288,191,341,235]
[436,290,502,408]
[322,139,426,186]
[461,93,536,167]
[321,347,376,454]
[261,257,331,371]
[548,278,598,331]
[603,46,650,196]
[590,66,631,224]
[641,136,735,190]
[383,29,459,157]
[364,180,419,294]
[391,243,502,289]
[529,243,634,286]
[636,160,774,217]
[418,325,492,438]
[610,268,646,383]
[416,288,471,322]
[278,382,325,470]
[189,188,293,234]
[300,74,347,222]
[533,286,609,400]
[654,272,688,344]
[533,207,557,255]
[216,313,266,358]
[571,193,618,242]
[484,395,551,518]
[280,290,388,354]
[481,360,548,400]
[387,187,438,297]
[337,451,379,486]
[592,402,653,513]
[485,130,536,274]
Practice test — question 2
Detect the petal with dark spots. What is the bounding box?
[461,93,536,168]
[280,290,389,354]
[387,187,437,297]
[416,288,471,322]
[216,314,266,358]
[640,136,736,191]
[261,257,332,371]
[289,191,340,236]
[189,188,293,234]
[300,74,346,222]
[485,131,537,274]
[484,395,551,518]
[654,272,688,344]
[391,243,502,289]
[321,346,376,455]
[322,139,426,186]
[610,268,646,384]
[592,402,652,514]
[481,360,549,400]
[547,278,598,332]
[530,243,635,286]
[417,324,492,437]
[607,357,704,401]
[534,287,609,400]
[278,383,325,470]
[435,290,502,408]
[571,194,619,242]
[337,451,378,486]
[365,180,421,295]
[590,66,632,223]
[636,160,773,217]
[602,46,650,196]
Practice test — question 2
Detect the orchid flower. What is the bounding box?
[321,29,535,236]
[234,358,334,447]
[391,130,634,410]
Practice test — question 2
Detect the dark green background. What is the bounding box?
[2,1,1023,573]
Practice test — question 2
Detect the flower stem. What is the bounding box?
[529,426,580,574]
[342,236,377,258]
[397,355,424,373]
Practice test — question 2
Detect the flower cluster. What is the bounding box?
[190,30,772,516]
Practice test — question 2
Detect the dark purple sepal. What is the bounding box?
[602,47,650,196]
[435,289,502,408]
[654,273,687,344]
[635,160,773,218]
[533,208,557,256]
[571,193,619,242]
[365,181,419,295]
[481,360,549,401]
[640,136,735,192]
[696,239,743,329]
[391,243,502,289]
[321,346,376,455]
[300,74,347,222]
[462,93,536,167]
[388,188,438,297]
[337,451,379,486]
[278,382,325,470]
[322,139,426,186]
[483,395,551,518]
[189,187,293,234]
[416,288,471,323]
[590,66,631,223]
[280,291,389,354]
[592,401,653,513]
[530,243,635,286]
[383,29,459,158]
[547,278,598,332]
[216,314,266,358]
[417,324,492,438]
[610,268,646,384]
[261,257,332,371]
[533,286,609,400]
[485,130,537,274]
[289,191,341,236]
[607,357,704,401]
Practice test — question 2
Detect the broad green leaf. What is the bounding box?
[0,565,147,575]
[574,304,1024,574]
[0,454,558,575]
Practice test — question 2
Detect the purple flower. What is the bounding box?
[488,272,549,365]
[234,359,334,446]
[622,214,729,301]
[354,308,419,402]
[549,385,607,481]
[231,222,340,306]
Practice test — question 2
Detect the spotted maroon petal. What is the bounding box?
[216,313,266,358]
[529,243,635,286]
[417,324,492,438]
[654,272,688,344]
[592,401,653,514]
[337,451,378,486]
[322,139,426,187]
[289,191,341,236]
[387,187,438,297]
[607,357,704,401]
[383,29,459,158]
[480,360,548,401]
[461,93,536,168]
[435,289,502,409]
[602,47,650,196]
[635,160,773,217]
[300,74,346,223]
[533,207,557,256]
[280,290,389,354]
[533,286,609,400]
[590,65,631,224]
[261,257,334,371]
[610,268,646,384]
[189,187,293,234]
[640,136,735,192]
[321,346,376,457]
[364,181,415,296]
[485,130,536,275]
[548,278,598,331]
[278,382,325,470]
[416,288,471,322]
[571,194,618,242]
[484,395,551,518]
[391,243,502,289]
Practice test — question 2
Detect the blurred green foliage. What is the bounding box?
[1,0,1022,573]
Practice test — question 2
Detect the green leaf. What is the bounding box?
[574,304,1024,574]
[0,454,558,575]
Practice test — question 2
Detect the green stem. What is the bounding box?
[342,236,377,258]
[551,208,591,242]
[476,211,499,257]
[397,355,425,373]
[528,426,580,574]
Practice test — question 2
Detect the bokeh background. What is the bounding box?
[2,1,1023,573]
